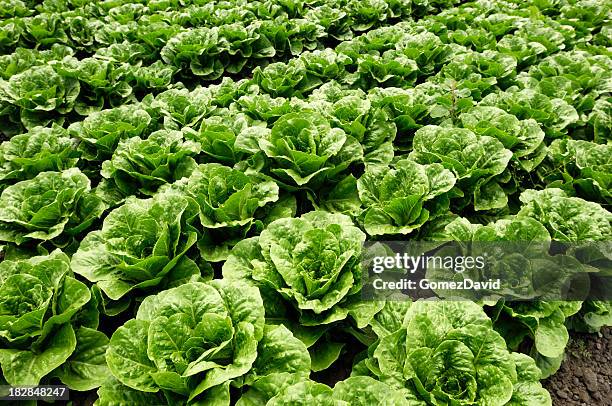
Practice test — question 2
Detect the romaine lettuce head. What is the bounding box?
[0,125,79,186]
[0,250,105,388]
[427,63,498,103]
[71,188,201,306]
[266,377,403,406]
[346,0,389,32]
[106,280,262,401]
[540,139,611,204]
[235,93,301,123]
[22,12,69,46]
[160,26,224,79]
[526,51,611,116]
[355,51,419,88]
[332,376,414,406]
[495,35,548,69]
[224,211,381,329]
[257,111,363,188]
[304,5,352,41]
[361,301,551,406]
[409,125,512,211]
[357,158,456,235]
[252,62,306,98]
[195,112,266,164]
[435,216,583,377]
[93,40,149,63]
[69,104,153,160]
[105,280,310,403]
[517,188,612,241]
[252,56,330,98]
[307,82,396,165]
[500,301,582,379]
[0,250,79,343]
[517,188,612,366]
[588,97,610,144]
[448,50,517,86]
[0,20,23,51]
[441,23,500,51]
[568,300,612,334]
[254,380,338,406]
[100,129,200,197]
[397,31,454,76]
[0,64,79,128]
[101,321,311,406]
[479,87,579,138]
[177,163,293,261]
[0,168,105,245]
[367,87,432,139]
[150,87,212,130]
[129,60,177,91]
[186,163,279,228]
[459,106,546,171]
[54,56,133,115]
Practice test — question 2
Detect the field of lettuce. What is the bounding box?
[0,0,610,404]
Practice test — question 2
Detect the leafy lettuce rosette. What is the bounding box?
[252,60,323,99]
[513,189,611,357]
[103,280,311,405]
[522,50,610,119]
[100,129,200,198]
[588,97,610,144]
[433,216,584,377]
[516,188,612,276]
[442,50,517,90]
[150,87,212,130]
[0,168,105,245]
[161,24,276,80]
[223,211,383,370]
[235,93,304,124]
[409,125,512,211]
[354,50,419,89]
[0,45,73,81]
[244,376,411,406]
[479,87,579,138]
[568,300,612,334]
[54,57,132,115]
[69,104,153,160]
[517,188,612,340]
[253,111,363,189]
[70,188,201,313]
[357,158,456,235]
[0,250,108,390]
[367,86,429,137]
[307,81,397,166]
[538,139,610,204]
[195,112,267,165]
[0,64,79,128]
[459,106,546,171]
[176,163,294,262]
[517,188,611,242]
[359,301,551,405]
[0,125,79,188]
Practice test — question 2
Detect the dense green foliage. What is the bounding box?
[0,0,610,404]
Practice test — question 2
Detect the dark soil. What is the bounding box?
[544,327,612,406]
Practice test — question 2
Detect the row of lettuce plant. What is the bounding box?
[0,0,465,56]
[1,177,608,403]
[2,0,605,82]
[0,0,610,404]
[1,0,608,138]
[0,95,609,372]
